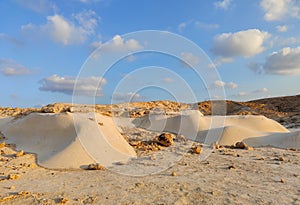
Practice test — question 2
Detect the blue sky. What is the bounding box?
[1,0,300,107]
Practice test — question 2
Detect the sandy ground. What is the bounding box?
[0,96,299,205]
[0,141,299,205]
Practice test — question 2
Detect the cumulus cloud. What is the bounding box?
[249,47,300,75]
[39,75,106,96]
[180,52,199,67]
[0,59,33,76]
[260,0,300,21]
[214,0,232,10]
[90,35,143,53]
[112,92,144,102]
[212,80,238,89]
[21,10,99,45]
[212,29,270,58]
[263,47,300,75]
[276,25,288,32]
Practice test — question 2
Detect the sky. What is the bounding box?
[0,0,300,107]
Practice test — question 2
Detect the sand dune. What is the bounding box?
[133,111,300,148]
[0,112,136,169]
[0,109,299,170]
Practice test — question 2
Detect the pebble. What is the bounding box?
[235,142,247,149]
[9,186,15,190]
[15,150,24,157]
[172,171,177,176]
[8,174,20,180]
[213,142,220,149]
[191,146,202,154]
[156,133,174,147]
[228,165,236,170]
[0,142,5,148]
[86,163,104,170]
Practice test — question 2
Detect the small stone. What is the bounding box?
[135,182,144,187]
[9,186,15,190]
[156,133,174,147]
[246,146,254,151]
[280,178,286,183]
[0,142,5,148]
[58,197,69,204]
[129,141,142,147]
[98,122,104,126]
[8,174,20,180]
[28,163,37,168]
[18,191,31,196]
[171,171,177,176]
[15,150,24,157]
[86,163,104,170]
[191,146,202,154]
[213,142,220,149]
[235,142,247,149]
[211,191,216,195]
[230,145,235,149]
[228,165,236,170]
[278,157,284,161]
[176,134,186,142]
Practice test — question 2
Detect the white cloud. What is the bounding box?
[180,52,199,67]
[0,59,33,76]
[194,21,219,30]
[263,47,300,75]
[212,29,270,58]
[112,92,143,102]
[226,82,238,89]
[253,87,269,93]
[21,10,99,45]
[213,80,226,87]
[15,0,56,13]
[162,77,175,83]
[238,92,247,96]
[260,0,300,21]
[233,88,269,98]
[39,75,106,96]
[214,0,232,10]
[276,25,288,32]
[103,35,143,52]
[212,80,238,89]
[269,36,299,47]
[90,35,143,53]
[213,57,234,67]
[178,22,187,32]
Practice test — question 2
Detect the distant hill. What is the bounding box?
[1,94,299,128]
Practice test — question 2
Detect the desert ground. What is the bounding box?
[0,95,299,205]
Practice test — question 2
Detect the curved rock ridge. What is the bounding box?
[0,112,136,169]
